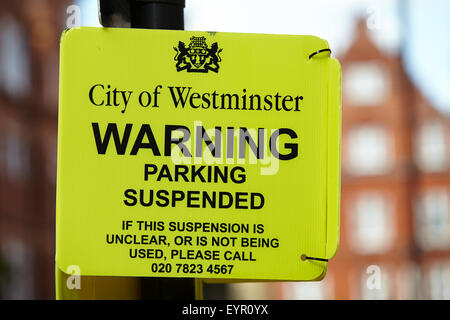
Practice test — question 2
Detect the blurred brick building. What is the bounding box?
[0,0,70,299]
[278,20,450,300]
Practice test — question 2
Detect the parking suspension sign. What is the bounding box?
[56,27,341,281]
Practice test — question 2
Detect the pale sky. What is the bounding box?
[79,0,450,114]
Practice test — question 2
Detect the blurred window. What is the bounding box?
[227,283,269,300]
[415,189,450,250]
[291,282,324,300]
[415,120,448,172]
[5,133,31,182]
[288,275,333,300]
[347,126,391,176]
[359,266,391,300]
[0,131,4,176]
[397,264,422,300]
[344,62,390,107]
[351,193,393,255]
[0,16,31,100]
[45,141,57,185]
[0,241,34,299]
[428,261,450,299]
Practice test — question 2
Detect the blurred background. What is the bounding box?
[0,0,449,299]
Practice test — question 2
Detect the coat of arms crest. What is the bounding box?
[174,36,222,73]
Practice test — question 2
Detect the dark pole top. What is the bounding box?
[130,0,185,30]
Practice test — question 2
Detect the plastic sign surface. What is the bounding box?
[56,27,341,281]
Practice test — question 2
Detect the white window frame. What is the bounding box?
[428,261,450,300]
[347,125,392,176]
[415,120,448,173]
[344,61,391,107]
[350,192,394,255]
[415,189,450,250]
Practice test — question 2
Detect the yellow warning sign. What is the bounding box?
[56,27,341,281]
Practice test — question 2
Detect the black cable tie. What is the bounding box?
[308,48,332,60]
[301,254,328,262]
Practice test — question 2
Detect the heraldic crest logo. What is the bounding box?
[174,36,223,73]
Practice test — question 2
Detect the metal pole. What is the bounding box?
[130,0,185,29]
[97,0,202,300]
